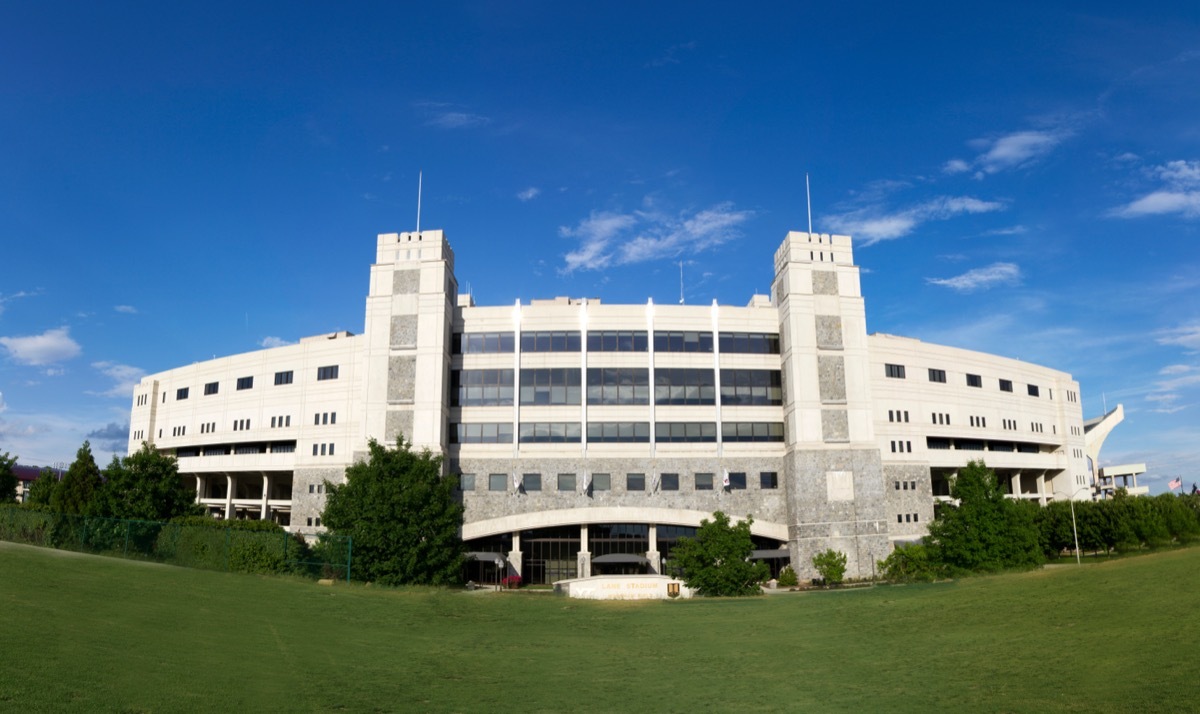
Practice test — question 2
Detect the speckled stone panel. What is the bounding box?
[821,409,849,442]
[385,410,413,444]
[292,466,348,534]
[818,355,846,403]
[390,315,418,348]
[815,315,843,349]
[387,355,416,403]
[392,269,420,295]
[812,271,838,296]
[882,463,935,540]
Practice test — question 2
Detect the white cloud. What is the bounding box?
[90,361,145,399]
[0,391,6,413]
[425,111,490,129]
[516,187,540,202]
[824,195,1004,245]
[1112,160,1200,219]
[560,201,753,273]
[1160,364,1193,376]
[259,336,292,349]
[1157,324,1200,350]
[0,327,82,366]
[646,41,697,68]
[113,305,138,314]
[946,128,1070,178]
[0,290,37,316]
[926,262,1021,292]
[942,159,971,174]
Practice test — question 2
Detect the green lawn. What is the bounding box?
[2,541,1197,713]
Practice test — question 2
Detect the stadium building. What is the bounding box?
[128,228,1114,582]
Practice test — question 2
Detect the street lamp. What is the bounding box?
[1054,486,1091,566]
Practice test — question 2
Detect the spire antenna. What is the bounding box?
[416,170,423,233]
[806,172,813,235]
[679,261,685,305]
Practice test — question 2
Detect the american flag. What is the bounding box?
[1169,477,1183,491]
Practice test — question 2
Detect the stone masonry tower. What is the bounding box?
[772,232,889,579]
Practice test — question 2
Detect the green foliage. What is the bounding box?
[0,452,16,503]
[91,444,202,521]
[25,468,58,506]
[322,438,463,586]
[776,565,799,587]
[926,460,1044,574]
[811,549,847,585]
[668,511,768,596]
[51,441,103,515]
[158,516,315,575]
[878,543,944,582]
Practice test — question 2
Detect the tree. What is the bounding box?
[321,438,464,586]
[668,511,768,597]
[91,444,201,521]
[25,467,59,506]
[926,460,1043,574]
[51,441,102,515]
[812,549,848,585]
[0,451,16,503]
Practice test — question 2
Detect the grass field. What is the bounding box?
[2,542,1198,713]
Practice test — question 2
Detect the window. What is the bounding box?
[317,365,339,381]
[451,369,515,407]
[928,369,946,383]
[204,382,219,395]
[315,413,321,426]
[488,474,507,492]
[237,376,254,390]
[694,473,714,491]
[718,332,781,354]
[721,422,785,442]
[966,374,982,388]
[586,368,649,405]
[450,423,514,444]
[520,331,580,352]
[655,422,717,443]
[626,473,645,491]
[727,472,747,490]
[719,369,783,405]
[591,473,611,491]
[454,332,515,354]
[653,331,714,353]
[557,473,576,492]
[885,364,906,379]
[1027,384,1040,397]
[518,422,582,443]
[760,472,778,489]
[654,368,716,405]
[274,370,294,386]
[999,379,1013,392]
[661,473,679,491]
[519,368,581,405]
[459,474,475,491]
[586,331,647,352]
[522,473,541,491]
[586,422,650,443]
[176,387,189,400]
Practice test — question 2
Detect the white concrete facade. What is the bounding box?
[129,228,1104,582]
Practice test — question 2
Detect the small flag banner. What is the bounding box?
[1169,477,1183,491]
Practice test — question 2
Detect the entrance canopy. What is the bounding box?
[465,552,506,566]
[749,549,790,560]
[591,553,650,565]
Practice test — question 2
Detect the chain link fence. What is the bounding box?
[0,506,352,581]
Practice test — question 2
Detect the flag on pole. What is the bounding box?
[1169,477,1183,491]
[513,472,521,491]
[652,473,661,493]
[722,470,731,489]
[582,471,592,495]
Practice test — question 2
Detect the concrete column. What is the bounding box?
[507,530,522,579]
[1037,472,1047,506]
[646,524,661,574]
[260,474,270,520]
[1010,471,1021,498]
[224,474,234,520]
[195,475,204,504]
[578,524,591,578]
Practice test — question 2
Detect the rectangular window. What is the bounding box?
[522,473,541,491]
[586,368,650,405]
[518,422,582,443]
[176,387,189,400]
[322,413,329,425]
[204,382,219,395]
[488,474,507,492]
[520,331,581,353]
[727,472,747,490]
[718,332,781,354]
[661,473,679,491]
[885,364,906,379]
[653,331,713,353]
[274,370,294,386]
[451,369,515,407]
[694,473,714,491]
[586,422,650,443]
[237,376,254,390]
[454,332,515,354]
[1027,384,1040,397]
[966,374,982,388]
[654,368,716,406]
[449,423,514,444]
[312,444,319,456]
[315,414,321,426]
[654,422,717,443]
[586,331,648,352]
[557,473,576,492]
[626,473,645,491]
[928,368,946,383]
[592,473,611,491]
[721,422,785,443]
[999,379,1013,392]
[271,417,277,428]
[760,472,778,489]
[317,365,339,381]
[719,369,783,406]
[330,412,336,425]
[519,368,582,406]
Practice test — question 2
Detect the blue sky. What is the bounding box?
[1,3,1198,489]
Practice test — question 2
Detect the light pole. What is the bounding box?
[1054,486,1090,566]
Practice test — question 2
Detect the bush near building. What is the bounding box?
[668,511,768,597]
